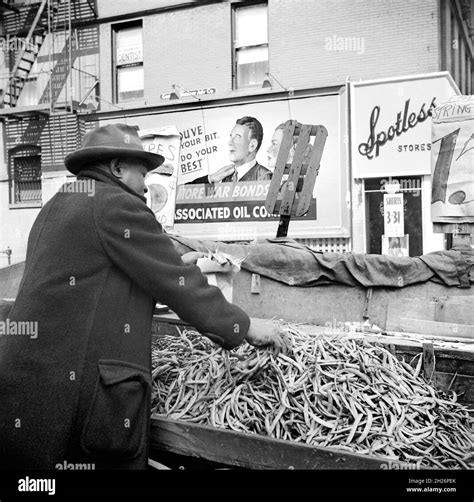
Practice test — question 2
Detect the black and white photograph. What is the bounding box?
[0,0,473,499]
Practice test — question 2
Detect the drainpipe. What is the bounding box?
[1,246,12,265]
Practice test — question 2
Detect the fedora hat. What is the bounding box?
[65,123,165,175]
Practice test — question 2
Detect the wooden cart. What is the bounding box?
[149,316,474,470]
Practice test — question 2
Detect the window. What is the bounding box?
[9,153,42,205]
[233,3,268,88]
[114,22,143,102]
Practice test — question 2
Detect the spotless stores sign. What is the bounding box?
[350,72,460,178]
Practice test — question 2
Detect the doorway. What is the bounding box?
[365,176,423,257]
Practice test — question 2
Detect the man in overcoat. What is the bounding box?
[0,124,284,469]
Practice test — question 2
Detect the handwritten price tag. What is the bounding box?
[431,96,474,223]
[384,193,405,237]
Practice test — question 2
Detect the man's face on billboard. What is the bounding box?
[228,124,256,166]
[267,128,284,171]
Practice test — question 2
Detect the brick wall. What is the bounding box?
[98,0,441,111]
[269,0,440,89]
[99,2,231,109]
[143,2,231,103]
[97,0,199,19]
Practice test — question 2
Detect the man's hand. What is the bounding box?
[181,251,206,265]
[245,318,289,354]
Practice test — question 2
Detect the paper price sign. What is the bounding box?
[431,96,474,223]
[384,193,404,237]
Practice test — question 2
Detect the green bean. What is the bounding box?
[151,325,473,469]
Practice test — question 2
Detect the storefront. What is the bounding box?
[349,72,460,256]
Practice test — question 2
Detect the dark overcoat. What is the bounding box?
[0,168,249,469]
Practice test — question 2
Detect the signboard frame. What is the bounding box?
[349,72,460,179]
[99,88,350,241]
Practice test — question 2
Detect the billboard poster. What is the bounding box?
[140,126,181,230]
[431,95,474,223]
[350,72,460,178]
[102,91,349,240]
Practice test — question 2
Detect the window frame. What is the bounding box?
[112,19,144,103]
[231,1,269,90]
[8,145,42,208]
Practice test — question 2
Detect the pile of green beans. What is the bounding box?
[151,325,473,469]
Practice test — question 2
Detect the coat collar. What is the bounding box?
[76,168,148,204]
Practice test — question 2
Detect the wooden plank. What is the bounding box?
[362,287,373,319]
[283,163,307,176]
[433,222,474,234]
[296,126,327,217]
[441,302,474,325]
[390,331,474,345]
[399,317,474,339]
[150,417,395,470]
[386,299,435,330]
[152,313,190,338]
[423,342,436,384]
[280,124,311,216]
[147,458,171,470]
[417,353,473,375]
[379,345,474,374]
[265,121,296,215]
[434,372,474,403]
[443,295,474,305]
[432,301,445,322]
[151,319,474,359]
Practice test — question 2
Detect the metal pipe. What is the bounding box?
[1,247,12,266]
[68,0,72,107]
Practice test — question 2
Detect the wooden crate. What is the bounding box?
[150,417,391,470]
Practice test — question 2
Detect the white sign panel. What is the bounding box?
[383,192,404,237]
[140,126,181,230]
[431,95,474,223]
[117,45,143,65]
[351,72,459,178]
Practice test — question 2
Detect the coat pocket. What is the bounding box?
[80,359,151,460]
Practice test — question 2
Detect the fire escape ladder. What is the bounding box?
[2,0,59,108]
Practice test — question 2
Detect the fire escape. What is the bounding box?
[0,0,98,205]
